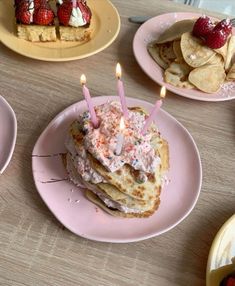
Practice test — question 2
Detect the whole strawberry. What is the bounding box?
[34,0,43,10]
[214,19,232,37]
[205,29,228,49]
[15,0,31,24]
[77,0,92,24]
[193,16,214,38]
[57,1,73,26]
[33,0,54,25]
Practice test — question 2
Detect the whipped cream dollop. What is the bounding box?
[80,101,160,173]
[58,0,90,27]
[28,0,34,23]
[69,7,87,27]
[65,134,104,184]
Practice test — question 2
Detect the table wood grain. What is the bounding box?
[0,1,235,285]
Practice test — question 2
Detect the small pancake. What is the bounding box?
[159,42,176,65]
[225,35,235,71]
[214,39,228,63]
[207,53,224,66]
[188,64,226,93]
[147,44,169,69]
[164,61,194,89]
[181,32,216,68]
[226,63,235,81]
[155,19,195,44]
[173,40,183,61]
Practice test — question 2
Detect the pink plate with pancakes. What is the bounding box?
[32,96,202,243]
[133,12,235,102]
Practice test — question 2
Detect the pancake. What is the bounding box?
[225,35,235,71]
[188,64,226,93]
[226,63,235,81]
[181,32,216,68]
[64,104,169,218]
[154,19,195,44]
[164,61,194,89]
[88,137,168,201]
[85,190,161,218]
[147,44,169,69]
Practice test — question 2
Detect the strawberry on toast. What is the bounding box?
[15,0,56,42]
[57,0,92,41]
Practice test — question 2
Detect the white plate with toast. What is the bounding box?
[133,12,235,101]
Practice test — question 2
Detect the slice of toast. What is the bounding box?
[17,24,57,42]
[59,26,91,42]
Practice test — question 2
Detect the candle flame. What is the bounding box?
[116,63,122,79]
[160,86,166,98]
[80,74,86,85]
[120,117,125,131]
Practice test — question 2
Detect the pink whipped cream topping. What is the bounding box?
[80,101,159,173]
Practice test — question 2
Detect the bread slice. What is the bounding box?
[59,26,91,42]
[17,24,57,42]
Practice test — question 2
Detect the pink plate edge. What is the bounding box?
[32,96,202,243]
[0,95,17,174]
[133,12,235,102]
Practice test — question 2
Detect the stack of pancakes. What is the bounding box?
[64,105,169,218]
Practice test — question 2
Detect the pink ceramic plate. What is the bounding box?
[0,95,17,174]
[32,96,202,243]
[133,12,235,102]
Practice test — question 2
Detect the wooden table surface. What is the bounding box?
[0,1,235,285]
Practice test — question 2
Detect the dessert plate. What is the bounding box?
[0,95,17,174]
[0,0,120,61]
[32,96,202,243]
[206,214,235,286]
[133,12,235,102]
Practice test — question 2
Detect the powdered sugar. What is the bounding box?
[219,81,235,97]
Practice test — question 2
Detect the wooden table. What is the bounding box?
[0,1,234,285]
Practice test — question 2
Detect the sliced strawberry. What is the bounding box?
[15,0,31,24]
[205,28,228,49]
[193,16,214,38]
[214,19,232,37]
[57,1,73,26]
[77,0,92,24]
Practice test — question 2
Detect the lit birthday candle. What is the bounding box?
[116,63,129,119]
[115,117,125,156]
[80,74,99,128]
[141,86,166,135]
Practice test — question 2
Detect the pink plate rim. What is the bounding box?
[32,96,202,243]
[0,95,17,174]
[133,12,235,102]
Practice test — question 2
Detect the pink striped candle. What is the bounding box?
[80,74,99,128]
[116,63,129,119]
[141,87,166,135]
